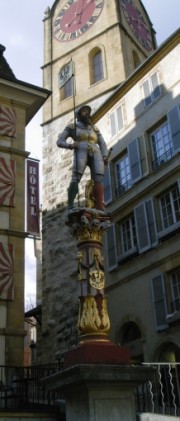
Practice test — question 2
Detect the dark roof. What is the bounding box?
[0,44,16,79]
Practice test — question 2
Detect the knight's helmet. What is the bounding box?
[75,105,91,119]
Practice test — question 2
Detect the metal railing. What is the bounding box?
[135,363,180,417]
[1,362,180,417]
[0,363,64,412]
[152,148,174,171]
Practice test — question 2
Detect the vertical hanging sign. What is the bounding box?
[26,159,40,235]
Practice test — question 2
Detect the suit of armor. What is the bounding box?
[57,121,107,181]
[57,106,108,210]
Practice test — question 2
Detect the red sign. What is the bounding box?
[26,159,40,235]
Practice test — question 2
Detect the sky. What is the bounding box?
[0,0,179,301]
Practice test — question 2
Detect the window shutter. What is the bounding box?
[134,203,150,252]
[145,199,157,247]
[117,106,123,131]
[142,80,151,107]
[151,275,168,330]
[106,224,117,271]
[128,138,142,183]
[110,113,116,137]
[151,72,161,100]
[104,164,112,204]
[168,105,180,151]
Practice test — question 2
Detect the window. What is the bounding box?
[109,105,124,137]
[89,48,104,85]
[151,121,173,169]
[132,50,141,69]
[106,198,157,270]
[142,71,161,107]
[121,215,137,253]
[115,154,131,195]
[92,50,104,83]
[59,65,73,100]
[160,185,180,229]
[151,275,168,330]
[171,269,180,312]
[115,139,142,198]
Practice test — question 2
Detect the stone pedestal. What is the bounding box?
[45,364,155,421]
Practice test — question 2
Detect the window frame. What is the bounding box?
[159,184,180,230]
[151,274,168,331]
[109,104,124,138]
[142,71,161,108]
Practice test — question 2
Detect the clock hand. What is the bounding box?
[67,0,94,27]
[76,0,94,24]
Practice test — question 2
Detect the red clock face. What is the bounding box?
[53,0,104,42]
[121,0,153,51]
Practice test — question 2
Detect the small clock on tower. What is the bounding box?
[53,0,104,42]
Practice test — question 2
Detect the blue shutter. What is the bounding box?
[168,105,180,151]
[104,164,112,204]
[135,198,157,252]
[128,138,142,183]
[151,275,168,330]
[134,203,150,252]
[145,199,157,247]
[105,224,117,271]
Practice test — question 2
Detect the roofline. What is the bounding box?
[92,28,180,123]
[0,74,51,125]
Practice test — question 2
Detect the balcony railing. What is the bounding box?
[0,362,180,417]
[115,179,133,198]
[152,148,174,171]
[135,363,180,417]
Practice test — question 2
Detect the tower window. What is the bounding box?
[89,48,104,85]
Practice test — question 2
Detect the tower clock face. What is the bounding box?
[53,0,104,42]
[121,0,153,51]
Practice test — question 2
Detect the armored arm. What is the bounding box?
[56,125,74,149]
[95,128,108,159]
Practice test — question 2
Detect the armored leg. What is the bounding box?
[68,181,79,209]
[93,182,104,210]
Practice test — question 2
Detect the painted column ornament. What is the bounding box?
[67,206,111,342]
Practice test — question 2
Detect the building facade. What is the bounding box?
[0,45,49,366]
[93,29,180,362]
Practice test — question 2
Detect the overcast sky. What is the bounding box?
[0,1,179,300]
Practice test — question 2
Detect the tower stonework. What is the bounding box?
[40,0,156,363]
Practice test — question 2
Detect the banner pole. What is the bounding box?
[72,59,80,207]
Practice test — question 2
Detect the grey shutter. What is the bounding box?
[117,105,123,131]
[151,275,168,330]
[151,72,161,100]
[110,112,116,137]
[104,164,112,204]
[134,203,150,252]
[145,199,157,247]
[128,138,142,183]
[142,80,151,107]
[168,105,180,151]
[106,224,117,271]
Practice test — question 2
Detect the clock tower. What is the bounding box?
[40,0,156,362]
